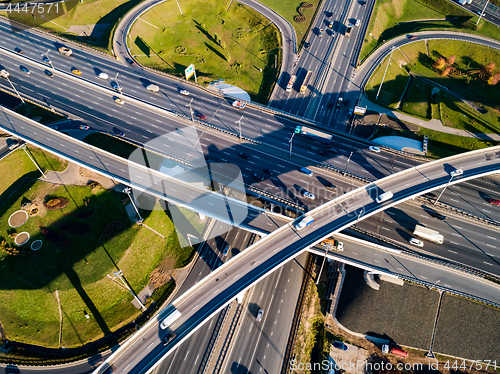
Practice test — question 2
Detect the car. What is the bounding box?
[336,97,344,107]
[102,365,115,374]
[428,211,446,220]
[302,190,315,200]
[333,341,348,351]
[125,57,135,65]
[15,47,23,54]
[113,128,125,137]
[264,168,274,175]
[42,56,51,64]
[424,192,436,199]
[328,20,333,28]
[114,97,124,105]
[326,182,337,191]
[369,146,381,153]
[318,28,324,37]
[111,81,122,92]
[348,109,353,116]
[179,89,190,96]
[408,35,417,40]
[222,243,230,256]
[330,30,336,37]
[44,70,54,77]
[7,140,19,150]
[359,0,366,5]
[327,147,338,153]
[304,42,311,48]
[300,167,313,176]
[409,237,424,247]
[318,150,328,156]
[79,125,90,130]
[238,152,250,159]
[20,66,30,75]
[256,308,264,322]
[326,10,333,17]
[72,69,82,75]
[232,100,246,109]
[253,173,265,181]
[355,19,361,26]
[194,111,206,120]
[382,344,389,354]
[163,332,176,345]
[98,72,109,80]
[488,198,500,206]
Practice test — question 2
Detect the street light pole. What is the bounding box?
[434,169,463,205]
[189,98,194,122]
[316,243,331,285]
[375,47,395,101]
[123,187,143,221]
[236,115,243,140]
[5,75,25,104]
[344,151,353,175]
[288,132,295,157]
[476,0,490,24]
[22,145,46,178]
[46,49,54,70]
[113,270,147,311]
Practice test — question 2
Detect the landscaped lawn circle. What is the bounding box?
[14,232,30,246]
[8,210,28,228]
[31,240,43,251]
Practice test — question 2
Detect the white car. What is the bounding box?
[409,237,424,247]
[256,309,264,322]
[369,146,381,153]
[179,89,190,96]
[302,191,315,200]
[98,72,109,80]
[355,19,361,26]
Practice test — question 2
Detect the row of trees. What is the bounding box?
[433,54,500,85]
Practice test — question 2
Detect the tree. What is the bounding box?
[484,62,496,74]
[441,66,452,76]
[489,71,500,85]
[221,41,226,49]
[446,55,455,65]
[433,57,446,69]
[225,52,231,62]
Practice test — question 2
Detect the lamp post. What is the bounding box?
[113,270,146,311]
[188,98,194,122]
[123,187,143,221]
[434,169,463,205]
[46,49,54,70]
[236,115,243,140]
[5,74,25,104]
[316,242,331,285]
[288,132,295,157]
[375,47,395,101]
[344,151,353,175]
[476,0,490,25]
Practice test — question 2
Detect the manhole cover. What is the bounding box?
[31,240,42,251]
[8,210,28,228]
[14,232,30,246]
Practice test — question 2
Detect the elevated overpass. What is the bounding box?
[95,145,500,374]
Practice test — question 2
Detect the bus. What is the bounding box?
[294,125,333,144]
[300,71,313,94]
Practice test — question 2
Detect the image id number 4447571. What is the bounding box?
[5,2,60,13]
[443,360,497,371]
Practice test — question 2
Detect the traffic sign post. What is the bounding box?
[185,64,197,84]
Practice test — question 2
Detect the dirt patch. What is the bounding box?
[58,222,91,235]
[43,197,70,211]
[39,227,71,249]
[149,257,177,289]
[14,232,29,245]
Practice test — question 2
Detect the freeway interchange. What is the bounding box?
[1,1,500,373]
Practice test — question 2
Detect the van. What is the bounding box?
[295,216,314,230]
[299,167,313,176]
[375,191,393,203]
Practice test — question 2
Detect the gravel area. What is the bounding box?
[336,266,439,349]
[433,294,500,361]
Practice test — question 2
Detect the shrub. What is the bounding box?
[433,57,446,69]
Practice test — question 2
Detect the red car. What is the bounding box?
[194,111,206,120]
[488,198,500,206]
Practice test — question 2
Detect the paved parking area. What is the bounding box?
[329,342,369,374]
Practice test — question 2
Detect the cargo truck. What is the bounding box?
[286,75,296,92]
[294,125,333,144]
[58,47,72,56]
[321,238,343,251]
[300,71,313,94]
[413,224,444,244]
[160,308,181,329]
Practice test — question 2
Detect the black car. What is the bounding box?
[125,57,135,65]
[428,211,446,220]
[327,147,338,154]
[359,0,366,5]
[163,332,176,345]
[113,128,125,137]
[264,168,274,175]
[238,152,250,159]
[15,47,23,54]
[42,56,51,63]
[326,182,337,191]
[304,42,311,49]
[44,70,54,77]
[319,150,329,156]
[253,173,265,181]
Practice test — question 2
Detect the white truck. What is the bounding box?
[321,238,343,251]
[147,84,160,92]
[413,224,444,244]
[0,69,10,79]
[295,216,314,230]
[160,308,181,330]
[376,191,393,203]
